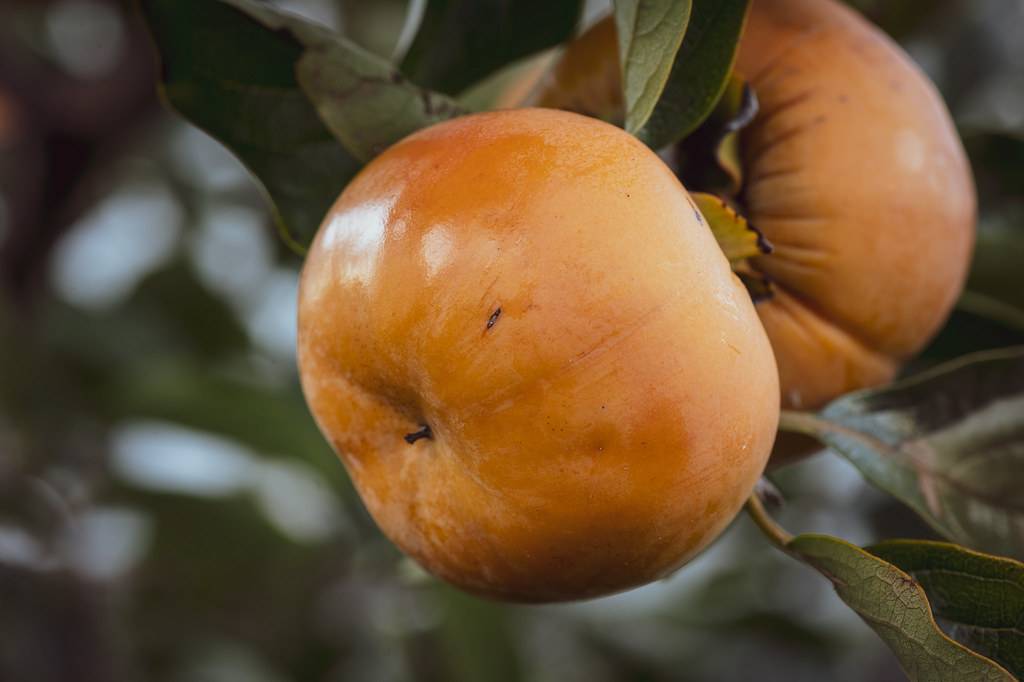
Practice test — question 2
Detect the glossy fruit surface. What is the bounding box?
[736,0,974,409]
[298,108,779,602]
[519,0,976,412]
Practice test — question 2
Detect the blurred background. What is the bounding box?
[0,0,1022,680]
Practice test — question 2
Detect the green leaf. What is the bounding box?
[915,223,1024,367]
[915,303,1024,370]
[294,27,465,163]
[968,225,1024,314]
[870,539,1024,678]
[613,0,693,135]
[957,292,1024,337]
[690,189,773,303]
[400,0,584,95]
[690,192,770,264]
[636,0,750,150]
[104,360,337,475]
[788,534,1015,681]
[782,347,1024,560]
[138,0,360,251]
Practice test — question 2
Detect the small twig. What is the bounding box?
[777,410,830,440]
[746,490,794,550]
[753,477,785,509]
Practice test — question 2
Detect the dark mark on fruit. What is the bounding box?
[486,307,502,330]
[404,424,432,444]
[686,194,704,225]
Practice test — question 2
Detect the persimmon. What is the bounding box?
[297,109,779,602]
[514,0,976,413]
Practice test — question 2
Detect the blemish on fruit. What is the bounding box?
[486,307,502,330]
[685,194,704,225]
[404,424,432,444]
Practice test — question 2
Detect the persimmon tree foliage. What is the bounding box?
[137,0,1024,679]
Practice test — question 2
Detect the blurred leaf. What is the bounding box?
[613,0,692,135]
[457,52,555,110]
[915,304,1024,370]
[119,493,339,678]
[138,0,360,251]
[435,586,522,682]
[915,224,1024,368]
[782,347,1024,560]
[128,264,250,358]
[636,0,749,149]
[338,0,408,58]
[958,292,1024,336]
[870,539,1024,678]
[691,192,771,263]
[969,225,1024,313]
[965,134,1024,205]
[40,264,249,388]
[400,0,584,95]
[788,534,1015,681]
[295,27,464,162]
[103,361,337,476]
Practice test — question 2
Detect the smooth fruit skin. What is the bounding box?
[496,17,623,125]
[736,0,975,409]
[518,0,976,412]
[298,109,779,602]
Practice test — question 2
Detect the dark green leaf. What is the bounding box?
[435,586,523,682]
[957,292,1024,337]
[782,347,1024,560]
[400,0,584,95]
[138,0,360,251]
[914,303,1024,370]
[870,539,1024,678]
[968,225,1024,313]
[915,223,1024,367]
[295,29,465,163]
[636,0,749,150]
[788,534,1015,681]
[964,132,1024,207]
[613,0,692,134]
[104,360,336,474]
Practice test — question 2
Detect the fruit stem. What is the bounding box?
[777,410,830,441]
[404,424,433,444]
[746,492,794,550]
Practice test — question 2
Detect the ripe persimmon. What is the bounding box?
[513,0,976,413]
[298,109,779,602]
